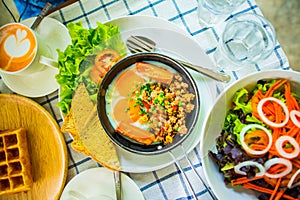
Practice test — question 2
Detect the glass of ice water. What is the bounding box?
[214,13,277,71]
[198,0,245,26]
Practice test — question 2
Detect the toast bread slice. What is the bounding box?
[61,83,120,170]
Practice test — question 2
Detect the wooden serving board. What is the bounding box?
[0,94,68,200]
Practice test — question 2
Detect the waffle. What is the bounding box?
[0,128,33,195]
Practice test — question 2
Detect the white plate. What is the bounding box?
[107,15,186,35]
[101,16,216,172]
[0,17,71,98]
[60,167,144,200]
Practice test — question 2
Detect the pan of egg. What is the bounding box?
[97,52,200,155]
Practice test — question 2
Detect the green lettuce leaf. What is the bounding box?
[55,21,126,114]
[232,88,252,114]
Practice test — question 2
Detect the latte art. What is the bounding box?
[5,29,31,58]
[0,23,37,72]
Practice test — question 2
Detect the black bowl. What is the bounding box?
[97,52,200,155]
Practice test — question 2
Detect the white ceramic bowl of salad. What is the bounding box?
[200,70,300,199]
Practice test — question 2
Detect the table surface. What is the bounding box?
[256,0,300,72]
[0,0,291,199]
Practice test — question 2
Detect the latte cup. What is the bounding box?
[0,23,58,76]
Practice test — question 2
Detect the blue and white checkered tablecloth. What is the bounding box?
[0,0,291,199]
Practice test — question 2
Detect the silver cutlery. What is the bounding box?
[126,35,231,83]
[113,170,122,200]
[168,145,218,200]
[31,2,52,30]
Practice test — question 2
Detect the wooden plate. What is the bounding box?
[0,94,68,199]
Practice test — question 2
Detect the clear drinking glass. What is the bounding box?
[214,13,277,71]
[197,0,246,26]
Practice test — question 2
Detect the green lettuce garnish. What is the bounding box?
[254,79,276,94]
[232,88,252,114]
[55,21,126,114]
[223,85,270,145]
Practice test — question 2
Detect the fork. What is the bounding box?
[126,35,231,83]
[169,145,218,200]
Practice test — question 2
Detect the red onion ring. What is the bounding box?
[234,160,265,177]
[264,158,292,179]
[288,168,300,189]
[275,135,300,159]
[257,97,289,128]
[290,110,300,128]
[240,124,272,156]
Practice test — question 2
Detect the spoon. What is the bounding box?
[31,2,52,30]
[126,35,231,83]
[113,171,122,200]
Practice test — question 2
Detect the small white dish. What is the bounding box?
[0,17,71,97]
[60,167,144,200]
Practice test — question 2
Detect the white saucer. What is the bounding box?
[60,168,144,200]
[0,17,71,98]
[59,15,217,173]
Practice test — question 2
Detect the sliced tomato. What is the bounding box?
[90,67,106,84]
[142,101,150,109]
[90,49,121,84]
[136,62,174,85]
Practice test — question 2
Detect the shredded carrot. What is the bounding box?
[274,190,285,200]
[286,120,296,130]
[250,144,268,151]
[231,176,264,186]
[284,82,300,111]
[287,125,299,137]
[267,164,288,175]
[272,128,281,144]
[264,79,288,97]
[274,102,281,124]
[251,89,264,117]
[285,83,293,110]
[291,128,299,138]
[243,182,273,194]
[282,127,287,135]
[292,97,299,110]
[296,132,300,145]
[263,104,276,116]
[281,147,295,153]
[244,129,270,153]
[270,178,282,200]
[243,183,297,200]
[292,158,300,168]
[268,148,280,157]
